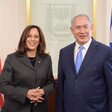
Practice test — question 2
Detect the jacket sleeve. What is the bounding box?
[56,50,65,112]
[104,49,112,112]
[42,55,55,98]
[0,55,28,104]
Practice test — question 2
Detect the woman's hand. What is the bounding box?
[26,87,45,104]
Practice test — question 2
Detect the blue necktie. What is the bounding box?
[75,46,83,73]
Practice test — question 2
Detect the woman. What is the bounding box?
[0,25,55,112]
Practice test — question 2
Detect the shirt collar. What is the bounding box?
[75,37,92,51]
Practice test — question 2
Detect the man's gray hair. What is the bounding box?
[71,14,92,27]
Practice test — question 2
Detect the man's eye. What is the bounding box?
[83,25,88,29]
[76,26,81,30]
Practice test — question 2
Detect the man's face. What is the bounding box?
[71,16,93,45]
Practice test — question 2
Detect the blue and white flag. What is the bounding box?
[109,10,112,48]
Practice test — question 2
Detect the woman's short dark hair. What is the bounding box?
[16,25,47,56]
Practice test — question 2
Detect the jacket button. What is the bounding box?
[75,79,78,82]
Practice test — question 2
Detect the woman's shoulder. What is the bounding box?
[6,52,24,61]
[7,52,18,58]
[39,54,52,62]
[42,53,51,58]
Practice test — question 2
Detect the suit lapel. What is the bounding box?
[67,43,77,76]
[18,54,44,70]
[18,54,35,70]
[78,39,98,74]
[34,55,44,70]
[72,44,77,74]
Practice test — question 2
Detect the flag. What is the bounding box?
[0,59,2,74]
[0,59,4,109]
[109,10,112,48]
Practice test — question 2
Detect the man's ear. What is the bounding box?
[91,24,93,30]
[70,27,74,35]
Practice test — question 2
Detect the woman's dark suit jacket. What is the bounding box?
[0,52,54,112]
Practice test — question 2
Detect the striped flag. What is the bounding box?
[0,59,4,109]
[109,10,112,48]
[0,59,2,74]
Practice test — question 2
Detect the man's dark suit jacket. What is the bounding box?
[57,38,112,112]
[0,53,54,112]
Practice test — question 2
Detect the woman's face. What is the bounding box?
[26,28,40,52]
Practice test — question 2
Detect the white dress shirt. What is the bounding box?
[74,38,92,63]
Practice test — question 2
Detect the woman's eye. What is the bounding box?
[27,35,31,37]
[35,35,39,38]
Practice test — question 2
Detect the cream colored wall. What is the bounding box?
[30,0,93,76]
[0,0,26,65]
[105,0,112,44]
[96,0,112,45]
[0,0,111,69]
[30,0,112,76]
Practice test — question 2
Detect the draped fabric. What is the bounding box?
[109,9,112,48]
[0,59,4,109]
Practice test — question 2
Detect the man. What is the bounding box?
[57,14,112,112]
